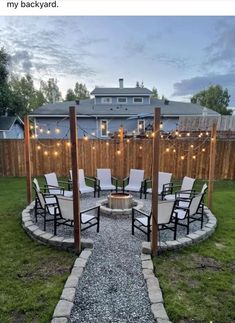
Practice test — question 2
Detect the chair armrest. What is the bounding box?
[175,189,195,199]
[111,177,118,189]
[44,184,64,194]
[132,207,150,217]
[58,180,71,191]
[80,205,100,214]
[85,176,96,183]
[122,177,129,190]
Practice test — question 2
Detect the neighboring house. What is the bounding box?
[0,116,24,139]
[29,78,219,139]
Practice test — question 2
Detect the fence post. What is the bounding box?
[24,116,32,204]
[208,123,217,209]
[151,108,161,256]
[69,106,81,254]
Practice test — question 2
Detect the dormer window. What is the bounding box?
[117,97,127,103]
[133,97,143,103]
[101,97,112,104]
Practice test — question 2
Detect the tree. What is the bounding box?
[74,82,90,100]
[40,78,62,103]
[191,85,232,115]
[151,87,159,99]
[0,48,11,116]
[9,74,46,116]
[65,88,76,101]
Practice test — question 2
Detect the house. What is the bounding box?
[29,78,219,139]
[0,116,24,139]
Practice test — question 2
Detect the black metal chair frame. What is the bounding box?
[142,179,173,200]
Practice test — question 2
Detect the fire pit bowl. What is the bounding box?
[108,193,133,209]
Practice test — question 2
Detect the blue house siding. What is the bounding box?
[0,123,24,139]
[95,96,150,105]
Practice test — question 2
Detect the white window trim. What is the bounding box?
[133,97,143,103]
[101,97,112,104]
[138,120,145,133]
[117,97,127,103]
[100,119,109,137]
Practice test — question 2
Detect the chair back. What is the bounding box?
[44,172,59,194]
[129,169,144,187]
[56,196,74,221]
[97,168,112,186]
[33,178,40,192]
[158,200,175,224]
[159,172,172,193]
[33,184,45,209]
[201,183,208,194]
[181,176,195,191]
[189,193,203,215]
[69,169,87,189]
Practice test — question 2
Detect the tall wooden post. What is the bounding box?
[208,123,217,209]
[120,126,124,178]
[69,106,81,254]
[151,108,161,256]
[24,116,32,204]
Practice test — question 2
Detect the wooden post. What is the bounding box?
[208,123,217,209]
[151,108,161,256]
[120,126,124,178]
[24,116,32,204]
[69,106,81,254]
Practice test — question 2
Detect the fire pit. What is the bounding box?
[108,193,133,209]
[98,192,143,217]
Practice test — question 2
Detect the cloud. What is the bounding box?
[172,73,235,105]
[204,22,235,70]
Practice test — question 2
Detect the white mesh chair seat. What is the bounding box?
[45,172,72,197]
[165,176,195,201]
[146,187,164,194]
[81,213,96,223]
[136,217,149,226]
[125,169,144,192]
[99,184,116,190]
[173,209,187,220]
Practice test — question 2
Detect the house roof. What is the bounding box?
[30,98,220,118]
[0,116,24,131]
[91,87,153,96]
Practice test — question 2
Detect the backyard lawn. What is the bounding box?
[0,177,76,323]
[0,177,234,323]
[153,180,235,323]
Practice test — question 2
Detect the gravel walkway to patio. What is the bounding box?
[32,192,207,322]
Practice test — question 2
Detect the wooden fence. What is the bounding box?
[0,139,234,180]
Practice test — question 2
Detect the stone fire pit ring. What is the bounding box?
[98,192,144,217]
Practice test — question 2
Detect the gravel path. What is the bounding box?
[32,192,207,323]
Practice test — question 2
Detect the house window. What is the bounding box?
[117,97,127,103]
[138,120,145,133]
[101,97,112,104]
[100,120,108,137]
[133,97,143,103]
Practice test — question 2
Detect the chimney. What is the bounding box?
[119,78,124,89]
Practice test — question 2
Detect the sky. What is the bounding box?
[0,16,235,106]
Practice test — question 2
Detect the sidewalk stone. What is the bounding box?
[143,269,154,280]
[53,300,73,318]
[141,253,151,261]
[70,266,83,277]
[81,238,93,249]
[148,288,163,304]
[142,260,154,270]
[51,318,68,323]
[79,249,92,260]
[64,275,79,289]
[151,303,169,320]
[60,288,76,303]
[142,241,151,254]
[146,277,160,289]
[73,257,87,268]
[165,240,180,249]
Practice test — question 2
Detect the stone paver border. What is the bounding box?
[21,202,93,251]
[51,248,92,323]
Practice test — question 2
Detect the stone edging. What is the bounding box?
[51,248,92,323]
[141,253,171,323]
[142,207,217,254]
[21,202,93,250]
[141,208,217,322]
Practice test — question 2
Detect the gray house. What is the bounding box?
[0,116,24,139]
[30,78,219,139]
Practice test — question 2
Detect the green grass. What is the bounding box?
[153,180,235,323]
[0,177,76,323]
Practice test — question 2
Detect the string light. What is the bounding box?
[180,156,185,160]
[44,151,49,156]
[117,149,121,155]
[39,128,43,133]
[187,132,190,136]
[126,139,130,143]
[166,148,170,152]
[83,135,89,141]
[206,132,209,136]
[92,146,95,150]
[91,132,96,136]
[37,145,41,150]
[160,122,163,129]
[178,134,182,137]
[160,135,163,139]
[54,151,58,157]
[139,146,143,150]
[31,134,35,139]
[192,155,196,160]
[190,144,194,148]
[175,130,179,136]
[35,125,39,129]
[47,129,51,135]
[173,149,176,153]
[202,148,206,152]
[30,125,34,130]
[66,142,71,147]
[55,127,61,134]
[106,142,109,146]
[56,142,61,147]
